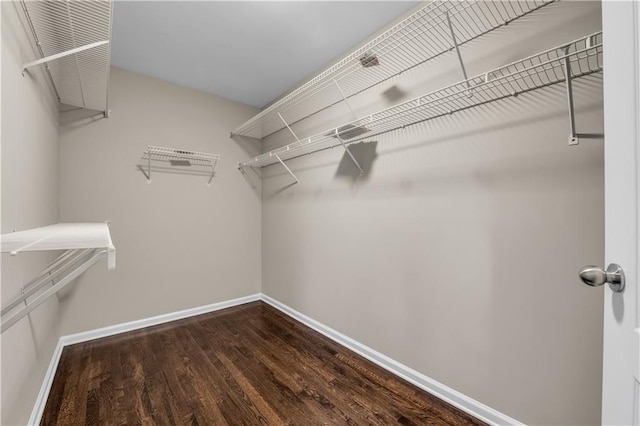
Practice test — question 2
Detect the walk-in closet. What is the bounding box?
[1,1,639,425]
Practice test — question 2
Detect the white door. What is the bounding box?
[600,1,640,424]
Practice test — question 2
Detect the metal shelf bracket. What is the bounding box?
[334,80,357,120]
[275,154,299,184]
[208,158,219,186]
[274,113,301,183]
[445,12,471,95]
[563,46,580,145]
[336,132,364,176]
[278,112,302,143]
[333,80,364,175]
[148,150,152,184]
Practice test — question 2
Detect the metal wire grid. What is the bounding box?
[1,249,86,318]
[20,0,113,112]
[240,32,602,169]
[143,145,221,168]
[232,0,554,139]
[0,248,108,333]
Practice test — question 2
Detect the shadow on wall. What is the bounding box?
[260,94,604,201]
[258,71,604,206]
[382,86,408,104]
[135,164,216,181]
[239,165,262,195]
[335,141,379,181]
[230,134,262,158]
[59,105,108,129]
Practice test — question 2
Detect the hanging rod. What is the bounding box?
[0,223,116,333]
[22,40,109,74]
[19,0,113,115]
[239,32,602,170]
[1,249,109,333]
[230,0,555,140]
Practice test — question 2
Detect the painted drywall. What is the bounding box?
[57,67,261,339]
[261,2,604,425]
[1,2,62,424]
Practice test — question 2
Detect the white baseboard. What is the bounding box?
[28,293,261,425]
[59,293,261,346]
[28,336,66,426]
[260,294,523,426]
[30,292,522,426]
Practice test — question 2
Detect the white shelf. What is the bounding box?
[1,223,116,269]
[20,0,113,114]
[1,223,116,333]
[240,32,602,170]
[142,145,221,185]
[231,0,554,140]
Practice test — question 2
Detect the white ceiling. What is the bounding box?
[111,1,418,108]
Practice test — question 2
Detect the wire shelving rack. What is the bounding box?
[1,223,116,333]
[19,0,113,115]
[239,32,602,171]
[231,0,555,140]
[142,145,221,185]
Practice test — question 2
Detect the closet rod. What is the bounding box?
[1,249,108,333]
[22,40,109,74]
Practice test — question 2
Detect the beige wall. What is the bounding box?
[2,58,261,424]
[57,67,261,332]
[2,1,606,425]
[1,2,62,424]
[261,2,604,425]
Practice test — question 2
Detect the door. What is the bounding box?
[601,1,640,424]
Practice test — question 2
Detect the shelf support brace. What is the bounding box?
[22,40,109,74]
[275,154,299,184]
[147,150,152,184]
[277,112,301,143]
[1,249,81,317]
[446,13,471,94]
[208,158,218,186]
[333,80,364,175]
[333,80,357,120]
[1,249,107,333]
[563,48,579,145]
[336,131,363,176]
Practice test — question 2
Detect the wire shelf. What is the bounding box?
[144,145,221,165]
[1,223,116,333]
[142,145,221,185]
[240,32,603,169]
[20,0,113,113]
[231,0,554,139]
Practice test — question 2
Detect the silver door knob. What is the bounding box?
[579,263,625,292]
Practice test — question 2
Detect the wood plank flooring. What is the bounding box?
[42,301,484,425]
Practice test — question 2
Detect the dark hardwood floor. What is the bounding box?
[42,301,484,425]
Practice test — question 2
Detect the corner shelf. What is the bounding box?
[19,0,113,115]
[230,0,554,140]
[142,145,221,185]
[239,32,602,172]
[1,223,116,333]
